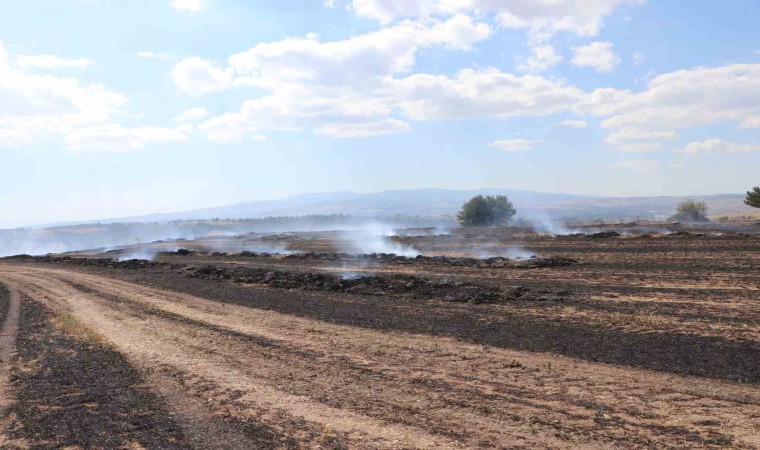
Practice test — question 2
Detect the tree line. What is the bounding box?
[456,186,760,227]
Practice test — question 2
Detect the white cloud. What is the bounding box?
[571,41,621,72]
[16,55,91,70]
[350,0,641,42]
[137,51,175,61]
[596,64,760,141]
[194,65,585,142]
[675,139,760,155]
[252,134,268,142]
[633,51,645,67]
[171,0,204,12]
[574,87,633,116]
[605,129,677,144]
[199,113,255,144]
[184,17,491,141]
[226,15,489,89]
[188,59,760,148]
[64,124,190,151]
[173,107,210,122]
[609,159,660,172]
[393,68,582,120]
[196,86,404,141]
[741,116,760,128]
[0,41,126,148]
[559,119,587,128]
[350,0,468,23]
[172,57,234,93]
[315,119,411,137]
[611,142,665,153]
[612,142,666,153]
[167,3,755,153]
[486,139,536,152]
[517,45,562,73]
[429,14,491,50]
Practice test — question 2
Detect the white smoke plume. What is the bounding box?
[342,223,420,256]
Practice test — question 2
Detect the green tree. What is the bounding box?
[670,199,709,222]
[457,195,516,227]
[744,187,760,208]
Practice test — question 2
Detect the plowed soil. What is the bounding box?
[0,227,759,448]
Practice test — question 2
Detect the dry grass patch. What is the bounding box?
[53,312,104,343]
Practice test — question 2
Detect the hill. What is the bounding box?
[99,189,751,223]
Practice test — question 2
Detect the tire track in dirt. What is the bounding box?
[7,296,194,449]
[0,272,628,449]
[55,280,592,448]
[7,282,345,449]
[0,280,22,448]
[5,269,461,449]
[3,265,759,448]
[1,281,290,450]
[72,261,759,383]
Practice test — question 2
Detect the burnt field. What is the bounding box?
[1,224,759,448]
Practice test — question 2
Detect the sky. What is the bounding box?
[0,0,759,227]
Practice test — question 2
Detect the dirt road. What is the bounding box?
[0,263,758,448]
[0,280,20,448]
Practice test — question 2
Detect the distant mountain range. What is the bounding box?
[69,188,753,225]
[3,189,753,256]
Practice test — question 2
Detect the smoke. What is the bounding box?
[503,247,536,259]
[392,227,452,237]
[196,240,295,255]
[0,215,454,257]
[117,251,156,262]
[240,244,293,254]
[342,223,420,257]
[115,244,182,261]
[0,225,195,257]
[117,248,160,262]
[476,246,537,260]
[637,227,673,235]
[106,236,296,259]
[526,212,605,236]
[1,240,68,257]
[337,267,372,280]
[528,213,574,236]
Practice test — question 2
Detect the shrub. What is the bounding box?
[669,200,709,222]
[457,195,516,227]
[745,187,760,209]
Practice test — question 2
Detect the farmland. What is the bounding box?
[0,222,759,448]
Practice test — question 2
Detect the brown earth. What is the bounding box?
[0,227,759,448]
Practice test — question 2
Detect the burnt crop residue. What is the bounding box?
[185,265,569,304]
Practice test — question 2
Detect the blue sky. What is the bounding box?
[0,0,758,226]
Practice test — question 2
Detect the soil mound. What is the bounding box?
[668,231,705,237]
[186,265,500,303]
[185,265,567,304]
[3,255,167,270]
[513,256,579,268]
[283,252,578,269]
[588,231,621,238]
